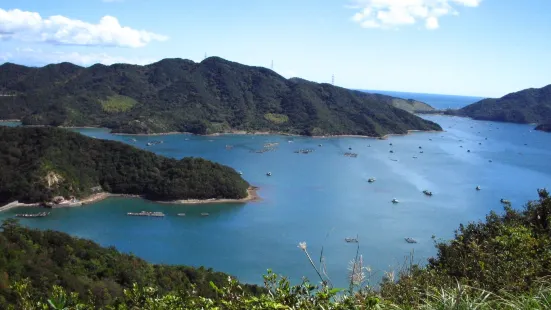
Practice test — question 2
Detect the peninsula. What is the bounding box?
[444,84,551,128]
[0,57,441,136]
[0,126,250,206]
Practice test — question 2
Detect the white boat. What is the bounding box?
[368,178,376,183]
[266,172,272,176]
[200,213,209,216]
[177,213,186,216]
[405,237,417,244]
[392,198,399,204]
[238,171,243,175]
[500,199,510,204]
[476,186,481,191]
[345,237,359,243]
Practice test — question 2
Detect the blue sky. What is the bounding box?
[0,0,550,97]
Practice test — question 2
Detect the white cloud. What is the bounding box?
[348,0,482,30]
[1,48,157,66]
[0,8,167,47]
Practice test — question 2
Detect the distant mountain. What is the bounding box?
[0,57,441,136]
[357,90,436,113]
[455,84,551,125]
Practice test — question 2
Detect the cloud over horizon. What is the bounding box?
[0,8,167,48]
[1,47,158,66]
[349,0,482,30]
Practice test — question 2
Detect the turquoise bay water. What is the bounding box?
[2,95,551,288]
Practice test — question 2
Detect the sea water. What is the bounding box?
[2,93,551,288]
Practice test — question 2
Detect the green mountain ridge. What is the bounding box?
[453,84,551,126]
[0,57,441,136]
[0,126,249,204]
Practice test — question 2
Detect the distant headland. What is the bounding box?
[419,84,551,131]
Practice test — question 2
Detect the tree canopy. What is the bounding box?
[0,126,249,204]
[0,58,441,136]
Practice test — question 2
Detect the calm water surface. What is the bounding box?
[2,96,551,288]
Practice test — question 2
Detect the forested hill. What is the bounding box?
[0,126,249,204]
[454,84,551,124]
[0,220,262,308]
[0,57,441,136]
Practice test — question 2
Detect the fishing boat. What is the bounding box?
[405,237,417,244]
[200,213,209,216]
[368,178,376,183]
[177,213,186,216]
[392,198,399,204]
[423,190,433,196]
[476,186,481,191]
[500,199,510,204]
[238,171,243,175]
[266,172,272,176]
[345,237,359,243]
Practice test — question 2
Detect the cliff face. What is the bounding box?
[457,84,551,124]
[0,57,441,136]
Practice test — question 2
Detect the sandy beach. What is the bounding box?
[80,186,260,206]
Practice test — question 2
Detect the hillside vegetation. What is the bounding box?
[3,189,551,309]
[454,84,551,125]
[0,126,249,204]
[0,58,441,136]
[0,219,262,308]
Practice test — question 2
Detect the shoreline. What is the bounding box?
[3,122,443,139]
[0,187,260,212]
[79,186,261,206]
[0,119,21,122]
